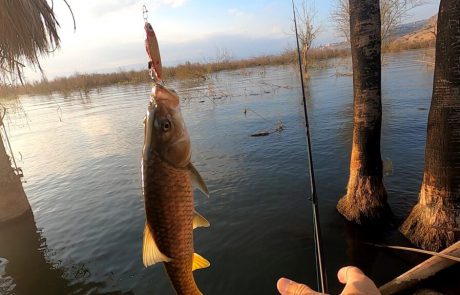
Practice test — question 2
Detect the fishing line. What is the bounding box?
[291,0,328,293]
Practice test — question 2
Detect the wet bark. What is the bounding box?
[400,0,460,251]
[337,0,391,224]
[0,133,30,222]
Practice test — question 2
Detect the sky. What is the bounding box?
[28,0,440,81]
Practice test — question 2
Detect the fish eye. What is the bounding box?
[161,119,171,132]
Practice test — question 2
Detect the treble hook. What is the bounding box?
[142,5,149,22]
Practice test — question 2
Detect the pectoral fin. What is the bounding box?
[192,253,210,271]
[193,210,210,229]
[143,223,172,267]
[188,163,209,197]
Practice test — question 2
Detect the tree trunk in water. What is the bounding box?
[337,0,390,224]
[0,134,30,222]
[400,0,460,251]
[302,45,309,78]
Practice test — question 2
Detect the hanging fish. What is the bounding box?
[142,21,210,295]
[142,84,210,295]
[144,22,162,81]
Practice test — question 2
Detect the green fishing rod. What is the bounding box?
[291,0,328,293]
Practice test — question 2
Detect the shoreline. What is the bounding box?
[0,41,435,99]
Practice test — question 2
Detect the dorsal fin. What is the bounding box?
[193,210,210,229]
[143,223,172,267]
[188,163,209,197]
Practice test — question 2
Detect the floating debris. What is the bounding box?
[251,131,270,137]
[244,108,285,137]
[250,120,284,137]
[274,120,285,133]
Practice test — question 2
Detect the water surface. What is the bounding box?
[1,49,453,294]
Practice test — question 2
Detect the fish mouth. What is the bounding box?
[144,22,154,32]
[151,84,180,109]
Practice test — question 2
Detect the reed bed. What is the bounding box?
[386,38,436,52]
[0,39,435,98]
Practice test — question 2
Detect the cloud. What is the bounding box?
[271,25,282,35]
[31,33,293,81]
[161,0,188,8]
[90,0,142,16]
[228,8,248,18]
[89,0,187,17]
[158,33,292,64]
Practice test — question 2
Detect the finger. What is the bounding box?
[277,277,320,295]
[337,266,364,284]
[336,266,380,295]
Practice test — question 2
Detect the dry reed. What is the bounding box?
[386,38,436,52]
[0,37,435,98]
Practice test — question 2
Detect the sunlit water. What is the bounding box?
[1,49,457,294]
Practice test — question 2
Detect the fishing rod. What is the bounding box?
[291,0,328,293]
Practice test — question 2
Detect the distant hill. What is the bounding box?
[393,19,429,37]
[392,14,437,45]
[387,14,437,51]
[319,14,437,51]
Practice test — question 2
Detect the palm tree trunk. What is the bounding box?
[337,0,390,224]
[400,0,460,251]
[0,134,30,222]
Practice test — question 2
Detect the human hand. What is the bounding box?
[277,266,381,295]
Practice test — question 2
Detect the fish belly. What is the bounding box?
[144,157,201,295]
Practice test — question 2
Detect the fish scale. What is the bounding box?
[143,155,201,295]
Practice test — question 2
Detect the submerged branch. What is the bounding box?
[367,243,460,263]
[379,241,460,295]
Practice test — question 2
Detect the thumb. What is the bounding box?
[277,277,322,295]
[337,266,380,295]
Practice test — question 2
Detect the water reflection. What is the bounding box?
[0,211,130,295]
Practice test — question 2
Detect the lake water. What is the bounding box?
[1,49,457,294]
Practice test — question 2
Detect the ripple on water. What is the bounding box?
[0,258,15,295]
[2,50,437,294]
